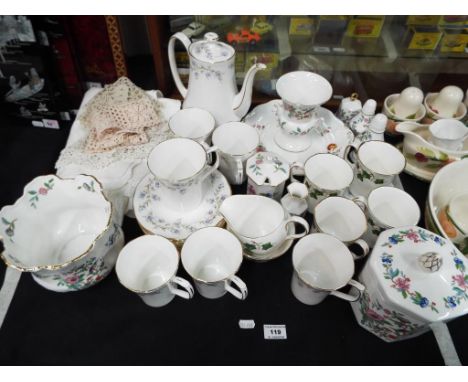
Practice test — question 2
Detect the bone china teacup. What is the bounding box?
[219,195,310,257]
[290,153,354,212]
[168,107,216,144]
[291,233,365,305]
[116,235,194,307]
[313,196,369,259]
[181,227,248,300]
[345,140,406,197]
[212,122,259,185]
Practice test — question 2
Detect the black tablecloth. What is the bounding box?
[0,119,467,366]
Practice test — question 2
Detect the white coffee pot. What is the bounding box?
[168,32,266,125]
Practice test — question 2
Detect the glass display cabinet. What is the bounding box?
[147,15,468,108]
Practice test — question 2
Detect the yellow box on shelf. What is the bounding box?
[440,31,468,53]
[408,30,443,50]
[345,17,385,38]
[406,16,441,26]
[289,17,315,36]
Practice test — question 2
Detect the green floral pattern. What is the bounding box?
[308,187,338,200]
[248,153,288,176]
[78,180,96,192]
[243,240,273,253]
[356,167,385,185]
[1,217,16,242]
[28,178,54,208]
[381,253,439,312]
[358,290,424,341]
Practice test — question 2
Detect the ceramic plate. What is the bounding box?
[244,100,354,164]
[134,171,231,244]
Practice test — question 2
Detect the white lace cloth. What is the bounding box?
[55,87,181,214]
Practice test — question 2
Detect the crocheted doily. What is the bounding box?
[80,77,163,153]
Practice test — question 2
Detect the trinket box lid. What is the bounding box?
[246,151,289,187]
[370,226,468,322]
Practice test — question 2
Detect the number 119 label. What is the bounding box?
[263,324,287,340]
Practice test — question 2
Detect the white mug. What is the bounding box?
[181,227,248,300]
[353,187,420,246]
[291,153,354,212]
[291,233,365,305]
[115,235,194,307]
[169,107,216,144]
[313,196,369,258]
[212,122,259,184]
[345,140,406,197]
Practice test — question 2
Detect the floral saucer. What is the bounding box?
[134,171,231,246]
[244,100,354,164]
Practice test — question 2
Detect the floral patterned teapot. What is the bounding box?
[168,32,266,125]
[351,226,468,364]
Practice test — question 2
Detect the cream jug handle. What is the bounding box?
[168,32,191,98]
[199,145,220,183]
[330,279,365,302]
[234,158,244,185]
[289,162,305,183]
[285,216,310,240]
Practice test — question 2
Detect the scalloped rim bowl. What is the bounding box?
[0,174,112,272]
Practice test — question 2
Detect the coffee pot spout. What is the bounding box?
[232,63,266,119]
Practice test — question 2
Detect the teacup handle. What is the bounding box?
[349,239,370,260]
[225,275,248,300]
[235,158,244,185]
[168,276,194,299]
[330,279,365,302]
[289,161,305,183]
[352,195,368,212]
[285,216,310,240]
[343,145,358,167]
[199,144,220,182]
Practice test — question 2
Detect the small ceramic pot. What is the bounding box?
[345,140,406,197]
[220,195,309,257]
[181,227,247,300]
[291,153,354,212]
[353,187,421,247]
[348,99,376,137]
[336,93,362,125]
[383,93,426,135]
[246,151,289,201]
[0,174,123,292]
[291,233,365,305]
[424,90,467,124]
[313,196,369,258]
[429,119,468,151]
[281,182,309,217]
[115,235,194,307]
[168,107,215,144]
[147,138,219,212]
[212,122,259,185]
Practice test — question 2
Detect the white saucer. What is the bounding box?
[236,223,296,262]
[134,171,232,244]
[244,100,354,164]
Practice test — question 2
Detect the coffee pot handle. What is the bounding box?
[330,279,365,302]
[225,275,248,300]
[168,32,191,98]
[169,276,195,299]
[285,216,310,240]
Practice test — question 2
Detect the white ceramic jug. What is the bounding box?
[168,32,266,125]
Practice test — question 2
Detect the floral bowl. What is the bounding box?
[0,174,123,292]
[383,93,426,135]
[426,159,468,257]
[423,92,467,124]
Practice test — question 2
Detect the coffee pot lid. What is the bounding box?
[189,32,235,64]
[369,226,468,322]
[246,151,289,187]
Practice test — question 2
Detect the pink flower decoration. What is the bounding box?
[453,274,467,289]
[406,230,420,242]
[65,275,79,284]
[394,277,411,291]
[366,308,384,321]
[38,187,48,195]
